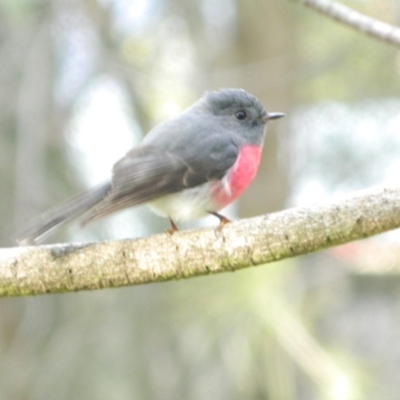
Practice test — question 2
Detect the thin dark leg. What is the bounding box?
[166,218,179,235]
[208,211,231,229]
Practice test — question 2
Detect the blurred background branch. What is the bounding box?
[298,0,400,47]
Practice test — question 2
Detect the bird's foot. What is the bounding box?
[209,212,231,231]
[166,218,179,235]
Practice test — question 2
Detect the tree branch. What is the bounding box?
[1,185,400,297]
[297,0,400,48]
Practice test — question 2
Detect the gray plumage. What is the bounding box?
[16,89,282,245]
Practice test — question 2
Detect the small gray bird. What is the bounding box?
[16,88,284,245]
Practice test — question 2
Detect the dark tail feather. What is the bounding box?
[15,182,111,245]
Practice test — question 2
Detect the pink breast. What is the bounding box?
[212,145,262,208]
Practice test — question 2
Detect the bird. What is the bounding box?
[16,88,284,245]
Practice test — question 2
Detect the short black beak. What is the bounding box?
[266,112,285,121]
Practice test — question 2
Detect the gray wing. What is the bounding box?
[81,135,239,224]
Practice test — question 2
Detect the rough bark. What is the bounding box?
[1,185,400,297]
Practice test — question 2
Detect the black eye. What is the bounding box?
[235,110,247,120]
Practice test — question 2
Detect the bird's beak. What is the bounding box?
[264,112,285,122]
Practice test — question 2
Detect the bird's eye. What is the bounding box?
[235,110,247,120]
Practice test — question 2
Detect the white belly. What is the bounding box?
[146,183,220,221]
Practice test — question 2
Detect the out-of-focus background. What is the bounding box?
[1,0,400,398]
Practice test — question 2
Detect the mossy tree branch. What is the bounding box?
[1,185,400,297]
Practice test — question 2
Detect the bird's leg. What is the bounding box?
[208,211,231,230]
[166,218,179,235]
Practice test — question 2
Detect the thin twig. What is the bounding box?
[298,0,400,48]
